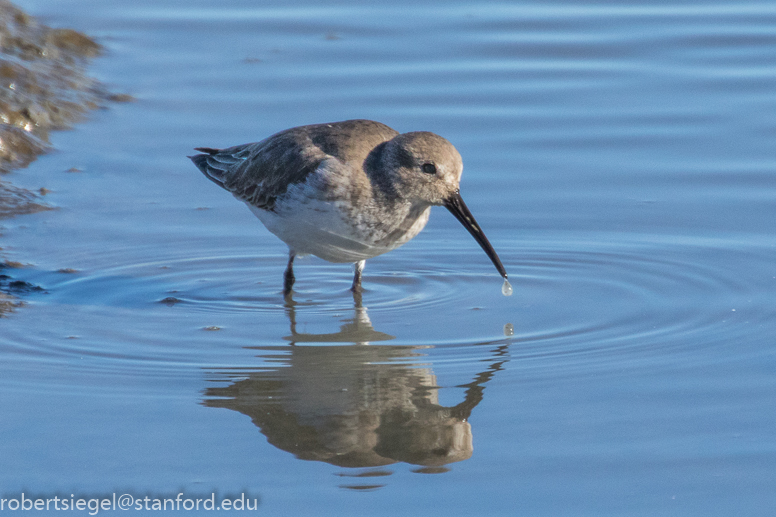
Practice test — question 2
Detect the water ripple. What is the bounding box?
[3,236,768,383]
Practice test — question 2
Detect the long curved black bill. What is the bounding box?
[444,190,508,280]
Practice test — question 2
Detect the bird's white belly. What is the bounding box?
[245,195,430,264]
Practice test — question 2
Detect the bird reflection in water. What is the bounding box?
[203,293,509,481]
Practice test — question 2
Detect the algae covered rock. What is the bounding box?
[0,0,105,173]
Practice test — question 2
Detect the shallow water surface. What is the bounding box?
[1,0,775,515]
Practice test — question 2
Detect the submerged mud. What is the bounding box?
[1,0,121,311]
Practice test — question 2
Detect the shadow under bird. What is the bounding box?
[189,119,511,296]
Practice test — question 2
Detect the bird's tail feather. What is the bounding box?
[188,147,243,190]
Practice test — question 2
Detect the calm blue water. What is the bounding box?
[2,0,775,515]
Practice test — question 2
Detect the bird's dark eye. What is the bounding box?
[421,163,437,175]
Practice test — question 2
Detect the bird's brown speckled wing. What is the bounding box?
[189,119,398,211]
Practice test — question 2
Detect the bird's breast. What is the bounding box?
[245,178,431,263]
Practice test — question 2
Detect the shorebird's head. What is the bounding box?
[382,131,509,283]
[383,131,464,206]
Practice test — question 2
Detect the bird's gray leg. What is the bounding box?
[283,250,296,295]
[351,260,365,293]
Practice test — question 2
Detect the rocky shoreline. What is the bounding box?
[0,0,128,313]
